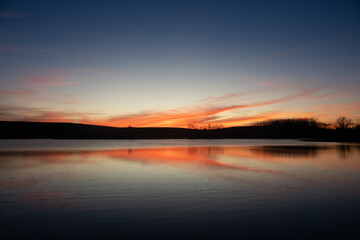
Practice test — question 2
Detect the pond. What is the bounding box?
[0,139,359,239]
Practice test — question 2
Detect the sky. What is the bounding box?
[0,0,359,128]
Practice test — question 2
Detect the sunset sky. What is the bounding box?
[0,0,359,127]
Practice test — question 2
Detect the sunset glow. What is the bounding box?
[1,1,359,127]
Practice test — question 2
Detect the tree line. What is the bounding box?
[187,116,359,130]
[252,116,360,130]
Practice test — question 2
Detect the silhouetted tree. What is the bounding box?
[252,118,324,128]
[335,116,353,129]
[187,123,223,130]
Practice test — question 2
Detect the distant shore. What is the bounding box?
[0,121,359,142]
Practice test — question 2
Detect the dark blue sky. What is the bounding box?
[0,0,359,126]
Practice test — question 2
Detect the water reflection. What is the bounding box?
[250,144,360,159]
[0,144,359,170]
[1,143,360,239]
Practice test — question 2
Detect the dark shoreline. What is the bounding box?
[1,121,359,142]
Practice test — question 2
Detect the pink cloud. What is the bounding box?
[0,104,101,123]
[0,86,81,107]
[0,88,43,100]
[19,68,110,86]
[0,68,89,106]
[312,102,360,118]
[0,88,39,96]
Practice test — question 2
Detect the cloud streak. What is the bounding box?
[0,105,101,123]
[1,80,358,127]
[97,87,321,127]
[0,88,41,98]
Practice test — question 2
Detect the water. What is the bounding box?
[0,139,359,239]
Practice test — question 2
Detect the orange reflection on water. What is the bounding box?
[90,147,289,176]
[1,144,360,211]
[1,145,360,172]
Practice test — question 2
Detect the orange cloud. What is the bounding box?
[2,85,339,127]
[1,81,358,128]
[97,88,320,127]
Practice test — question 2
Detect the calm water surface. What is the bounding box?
[0,139,359,239]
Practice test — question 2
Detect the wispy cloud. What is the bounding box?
[1,80,358,127]
[312,102,360,119]
[195,81,300,106]
[0,86,82,106]
[200,113,281,126]
[97,87,322,127]
[19,68,108,86]
[0,105,101,123]
[0,68,115,113]
[1,68,84,97]
[0,88,43,100]
[311,86,355,100]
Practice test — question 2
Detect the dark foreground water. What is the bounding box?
[0,140,360,239]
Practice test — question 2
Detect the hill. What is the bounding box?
[0,121,358,141]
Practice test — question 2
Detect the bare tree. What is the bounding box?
[335,116,353,129]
